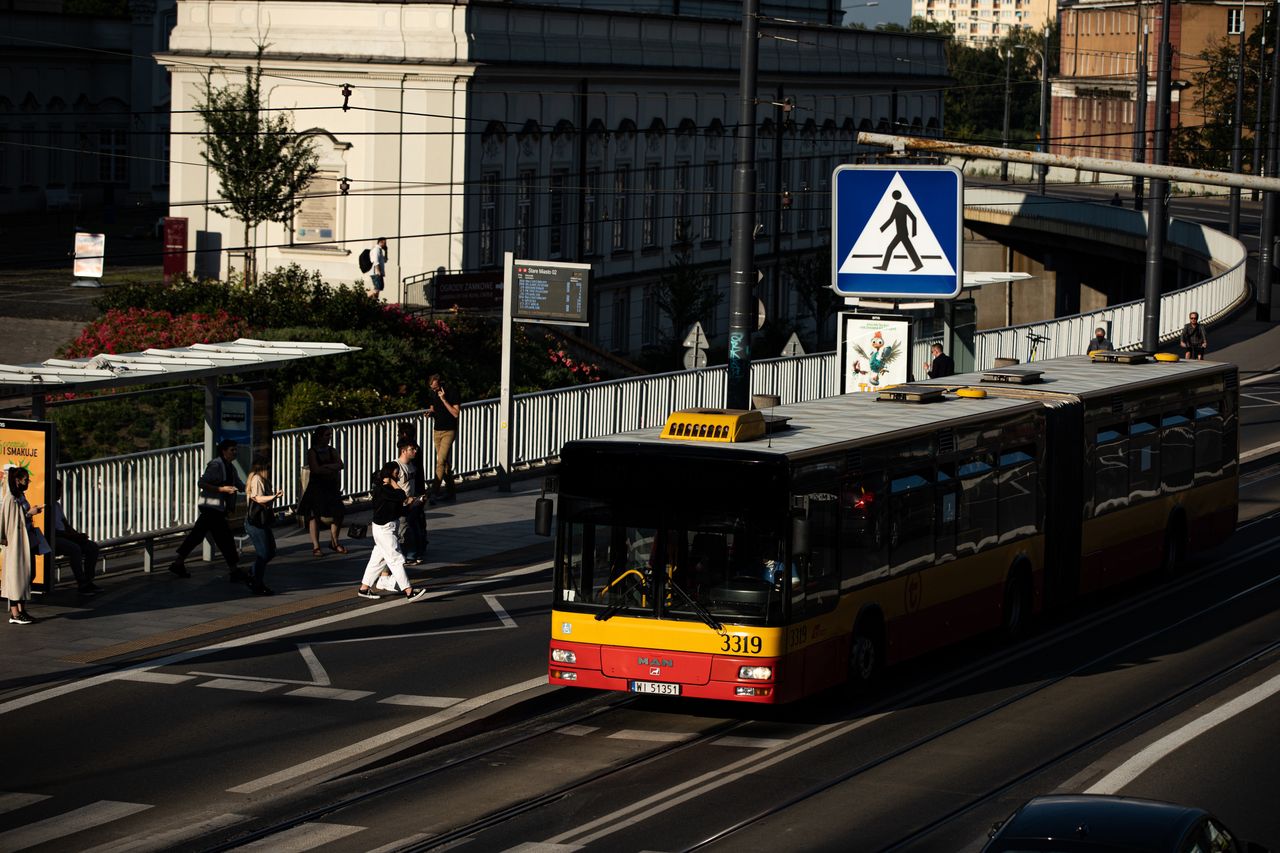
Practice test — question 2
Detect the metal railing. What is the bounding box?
[55,193,1248,551]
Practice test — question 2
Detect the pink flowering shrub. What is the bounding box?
[63,308,254,357]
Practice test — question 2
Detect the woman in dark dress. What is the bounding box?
[298,426,347,557]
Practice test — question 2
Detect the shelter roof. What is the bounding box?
[0,339,360,398]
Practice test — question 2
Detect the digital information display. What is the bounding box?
[511,258,591,326]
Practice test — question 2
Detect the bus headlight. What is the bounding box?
[738,665,773,680]
[551,648,577,664]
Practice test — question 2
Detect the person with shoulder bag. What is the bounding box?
[356,462,428,601]
[168,439,246,582]
[243,454,283,595]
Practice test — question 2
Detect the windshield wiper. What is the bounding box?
[595,572,643,621]
[667,577,724,633]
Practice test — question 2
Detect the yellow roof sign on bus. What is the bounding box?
[661,408,766,443]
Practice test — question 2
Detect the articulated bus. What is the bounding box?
[540,354,1238,703]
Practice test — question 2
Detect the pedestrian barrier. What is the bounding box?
[53,193,1249,566]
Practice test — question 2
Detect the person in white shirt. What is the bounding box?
[367,237,388,298]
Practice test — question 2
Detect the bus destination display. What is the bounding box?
[513,261,590,326]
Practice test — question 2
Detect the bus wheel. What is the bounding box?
[1001,568,1033,642]
[1159,514,1188,578]
[845,616,884,698]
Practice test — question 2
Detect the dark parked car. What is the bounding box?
[981,794,1270,853]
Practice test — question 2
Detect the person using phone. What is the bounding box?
[2,466,41,625]
[243,454,283,595]
[425,374,461,502]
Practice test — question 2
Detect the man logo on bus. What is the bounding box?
[638,656,674,667]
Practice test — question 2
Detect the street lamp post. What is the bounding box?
[727,0,759,409]
[1037,42,1050,194]
[1133,20,1149,210]
[1257,0,1280,322]
[1142,0,1173,352]
[1001,47,1013,181]
[1228,0,1247,237]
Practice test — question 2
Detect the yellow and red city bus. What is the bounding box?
[543,354,1238,703]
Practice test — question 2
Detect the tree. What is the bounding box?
[195,49,319,285]
[782,245,840,351]
[1185,23,1265,170]
[653,242,723,368]
[940,27,1055,146]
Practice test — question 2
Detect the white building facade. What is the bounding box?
[161,0,946,355]
[916,0,1057,43]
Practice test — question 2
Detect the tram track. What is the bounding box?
[674,536,1280,853]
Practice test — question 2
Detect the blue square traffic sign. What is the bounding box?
[831,165,963,299]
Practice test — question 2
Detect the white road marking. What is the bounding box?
[0,801,152,851]
[286,686,374,702]
[555,725,599,737]
[79,812,248,853]
[714,736,790,749]
[1086,671,1280,794]
[187,672,318,686]
[198,678,282,693]
[485,593,519,628]
[116,671,195,685]
[232,822,364,850]
[0,793,49,815]
[227,676,548,794]
[379,694,464,708]
[607,729,696,743]
[365,834,434,853]
[0,561,551,716]
[1241,438,1280,462]
[315,589,549,647]
[501,845,583,852]
[297,644,330,686]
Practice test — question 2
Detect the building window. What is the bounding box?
[673,161,691,243]
[642,162,660,248]
[549,169,567,258]
[1228,7,1243,34]
[701,160,719,242]
[797,157,812,232]
[47,125,63,183]
[99,128,127,183]
[642,284,659,346]
[612,165,630,251]
[583,168,599,256]
[515,169,535,257]
[817,156,831,230]
[612,289,630,352]
[480,171,500,266]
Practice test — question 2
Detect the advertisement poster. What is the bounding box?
[0,419,55,592]
[72,232,106,279]
[838,313,912,394]
[162,217,188,284]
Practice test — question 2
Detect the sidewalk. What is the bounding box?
[0,483,551,697]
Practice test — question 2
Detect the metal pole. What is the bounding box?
[1001,48,1012,182]
[1229,0,1247,237]
[1133,22,1149,210]
[497,251,515,489]
[1253,14,1267,202]
[1142,0,1173,352]
[1258,1,1280,322]
[1038,44,1050,194]
[727,0,759,409]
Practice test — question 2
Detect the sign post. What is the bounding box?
[497,254,592,490]
[831,165,963,300]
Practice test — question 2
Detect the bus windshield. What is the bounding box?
[558,498,788,625]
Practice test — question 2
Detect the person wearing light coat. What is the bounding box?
[2,466,36,625]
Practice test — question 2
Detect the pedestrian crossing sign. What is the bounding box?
[831,164,963,299]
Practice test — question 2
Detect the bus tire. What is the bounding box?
[1159,513,1188,578]
[845,612,884,698]
[1001,566,1033,642]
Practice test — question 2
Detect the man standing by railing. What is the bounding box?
[426,374,460,503]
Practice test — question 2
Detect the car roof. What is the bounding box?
[989,795,1207,852]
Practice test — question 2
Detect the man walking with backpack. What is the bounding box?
[363,237,388,299]
[168,439,246,583]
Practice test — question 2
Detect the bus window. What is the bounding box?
[936,466,958,562]
[1128,418,1161,500]
[1094,424,1128,515]
[1195,404,1223,479]
[889,470,934,570]
[998,447,1038,540]
[563,520,656,608]
[803,494,841,613]
[1161,411,1194,491]
[840,473,888,585]
[957,456,997,555]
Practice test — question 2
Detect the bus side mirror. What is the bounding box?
[534,497,553,537]
[791,516,810,558]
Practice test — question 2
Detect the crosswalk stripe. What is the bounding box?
[233,822,364,851]
[286,686,374,701]
[378,694,463,708]
[555,725,599,737]
[364,832,433,853]
[0,800,152,851]
[606,729,695,743]
[0,793,49,815]
[79,812,248,853]
[116,671,195,685]
[198,678,282,693]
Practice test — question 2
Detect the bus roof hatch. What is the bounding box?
[661,408,766,443]
[981,367,1044,385]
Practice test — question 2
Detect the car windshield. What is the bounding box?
[557,498,789,625]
